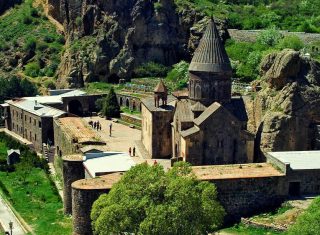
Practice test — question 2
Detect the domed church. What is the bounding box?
[139,19,254,166]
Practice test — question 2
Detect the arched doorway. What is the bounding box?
[119,97,123,106]
[68,100,83,116]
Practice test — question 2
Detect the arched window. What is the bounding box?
[195,84,201,99]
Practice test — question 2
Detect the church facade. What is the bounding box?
[140,20,254,165]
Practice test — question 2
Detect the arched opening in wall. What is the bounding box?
[195,85,201,99]
[108,74,120,84]
[68,100,83,116]
[119,97,123,106]
[132,100,136,110]
[126,99,129,108]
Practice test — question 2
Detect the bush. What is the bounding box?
[24,38,37,51]
[166,61,189,90]
[22,15,33,24]
[277,35,304,51]
[25,62,40,77]
[257,27,283,47]
[134,62,170,78]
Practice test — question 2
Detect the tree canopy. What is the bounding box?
[0,76,38,103]
[91,162,225,235]
[96,87,120,118]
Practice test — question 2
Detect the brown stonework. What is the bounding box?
[71,175,121,235]
[62,155,85,215]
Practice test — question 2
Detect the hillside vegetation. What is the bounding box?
[175,0,320,32]
[0,0,64,86]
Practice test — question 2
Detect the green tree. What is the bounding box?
[288,197,320,235]
[100,87,120,118]
[166,61,189,90]
[277,35,304,51]
[91,162,225,235]
[257,27,282,47]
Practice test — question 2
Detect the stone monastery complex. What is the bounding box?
[1,20,320,235]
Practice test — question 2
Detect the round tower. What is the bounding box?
[188,19,232,106]
[62,155,85,215]
[71,174,122,235]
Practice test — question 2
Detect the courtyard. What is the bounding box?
[83,116,141,153]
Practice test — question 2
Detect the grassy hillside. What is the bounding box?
[174,0,320,32]
[0,0,64,86]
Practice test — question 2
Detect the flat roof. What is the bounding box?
[57,117,104,144]
[72,173,122,190]
[267,151,320,170]
[7,99,65,117]
[83,152,136,177]
[193,163,284,180]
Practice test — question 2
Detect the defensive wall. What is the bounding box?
[62,155,85,215]
[228,29,320,44]
[116,93,143,112]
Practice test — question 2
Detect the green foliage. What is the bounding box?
[0,0,64,77]
[277,35,304,51]
[0,133,71,234]
[166,61,189,90]
[97,87,121,118]
[0,76,38,103]
[174,0,320,32]
[154,2,163,11]
[288,197,320,235]
[91,162,225,234]
[133,62,170,78]
[257,27,283,47]
[25,61,40,77]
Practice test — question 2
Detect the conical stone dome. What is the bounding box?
[189,19,232,74]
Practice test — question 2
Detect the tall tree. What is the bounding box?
[101,87,120,118]
[91,162,225,235]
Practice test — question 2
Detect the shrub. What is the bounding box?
[25,62,40,77]
[257,27,283,47]
[166,61,189,90]
[134,62,170,78]
[277,35,304,51]
[24,38,37,51]
[22,15,33,24]
[44,35,55,43]
[75,16,82,26]
[30,8,39,18]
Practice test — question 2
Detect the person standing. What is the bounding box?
[129,147,132,156]
[133,146,135,157]
[109,123,112,136]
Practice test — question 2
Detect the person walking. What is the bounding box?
[129,147,132,156]
[109,123,112,136]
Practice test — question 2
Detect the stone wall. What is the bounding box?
[54,118,78,156]
[117,94,142,112]
[62,155,85,215]
[8,104,44,152]
[228,29,320,44]
[209,176,287,222]
[72,180,111,235]
[120,113,142,126]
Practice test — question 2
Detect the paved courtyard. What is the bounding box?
[83,116,141,153]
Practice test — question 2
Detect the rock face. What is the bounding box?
[45,0,228,88]
[246,49,320,160]
[0,0,21,14]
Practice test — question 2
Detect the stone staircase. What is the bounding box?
[43,144,55,163]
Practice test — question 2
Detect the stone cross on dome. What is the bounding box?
[154,80,168,108]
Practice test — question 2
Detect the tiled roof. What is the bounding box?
[189,19,232,74]
[154,80,168,93]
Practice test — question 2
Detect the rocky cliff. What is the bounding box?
[245,49,320,160]
[0,0,21,14]
[45,0,228,88]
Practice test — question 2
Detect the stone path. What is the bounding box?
[0,194,26,235]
